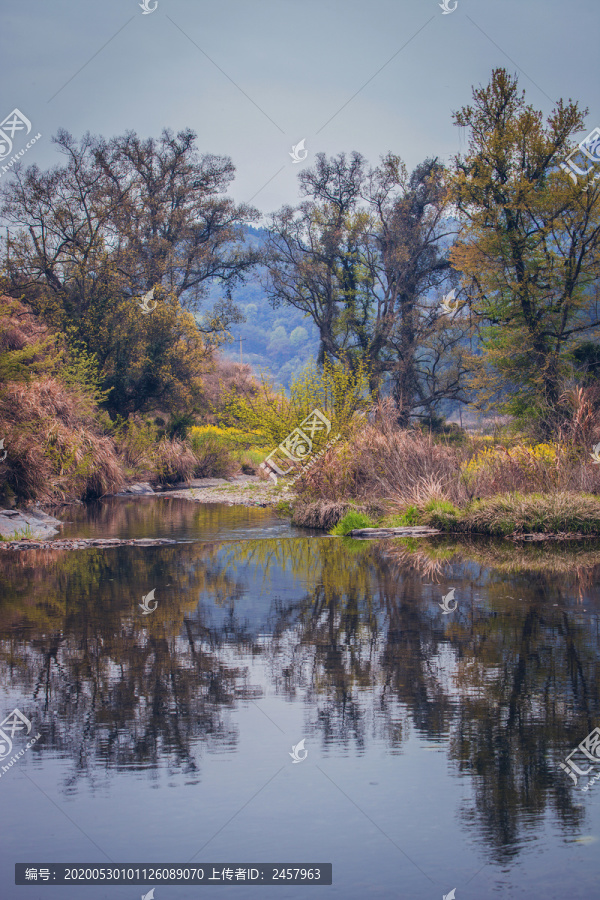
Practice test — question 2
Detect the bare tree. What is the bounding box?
[265,152,471,423]
[1,127,259,329]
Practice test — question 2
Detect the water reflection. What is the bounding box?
[1,533,600,868]
[54,495,317,542]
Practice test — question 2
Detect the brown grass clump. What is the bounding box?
[291,500,369,530]
[0,378,124,502]
[294,393,600,524]
[296,423,465,509]
[0,297,126,503]
[0,295,51,355]
[153,437,197,485]
[462,442,600,497]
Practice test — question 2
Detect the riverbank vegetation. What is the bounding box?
[2,69,600,535]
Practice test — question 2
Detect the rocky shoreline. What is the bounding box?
[0,507,64,541]
[0,537,184,552]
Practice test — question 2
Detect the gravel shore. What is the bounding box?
[157,475,281,507]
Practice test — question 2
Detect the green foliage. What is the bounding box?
[59,327,112,407]
[167,412,195,440]
[0,296,56,384]
[416,492,600,536]
[223,357,371,447]
[112,418,158,471]
[570,342,600,386]
[12,524,35,540]
[188,429,237,478]
[458,491,600,535]
[450,68,600,434]
[276,499,293,517]
[385,506,421,526]
[0,338,51,385]
[2,128,259,420]
[422,499,460,530]
[329,510,376,536]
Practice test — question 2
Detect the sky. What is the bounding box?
[1,0,599,221]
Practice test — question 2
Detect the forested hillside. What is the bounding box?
[209,227,320,387]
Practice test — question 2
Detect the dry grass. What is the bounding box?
[291,399,600,534]
[0,295,51,355]
[0,298,125,502]
[296,423,465,509]
[153,437,197,485]
[291,500,369,530]
[296,411,600,508]
[0,378,124,502]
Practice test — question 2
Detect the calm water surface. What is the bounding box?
[1,498,600,899]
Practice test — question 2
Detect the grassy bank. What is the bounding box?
[295,492,600,538]
[4,296,600,537]
[289,411,600,537]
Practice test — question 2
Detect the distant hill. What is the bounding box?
[206,226,320,389]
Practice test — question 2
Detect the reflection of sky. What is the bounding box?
[195,539,320,635]
[2,640,600,900]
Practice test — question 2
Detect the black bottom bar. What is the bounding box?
[15,863,332,885]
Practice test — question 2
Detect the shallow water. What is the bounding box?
[1,498,600,899]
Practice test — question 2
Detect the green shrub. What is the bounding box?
[223,358,371,447]
[330,510,376,536]
[276,499,293,517]
[393,506,420,526]
[422,499,461,530]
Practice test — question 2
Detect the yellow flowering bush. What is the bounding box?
[189,424,269,452]
[461,442,564,494]
[222,358,371,447]
[463,443,558,478]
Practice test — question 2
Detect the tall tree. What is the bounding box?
[266,152,469,425]
[1,128,259,414]
[450,68,600,434]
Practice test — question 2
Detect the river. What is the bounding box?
[1,496,599,899]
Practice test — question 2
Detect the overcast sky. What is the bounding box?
[2,0,599,220]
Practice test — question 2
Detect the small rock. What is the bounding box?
[349,526,441,539]
[0,508,62,539]
[116,482,155,496]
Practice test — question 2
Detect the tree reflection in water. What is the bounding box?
[1,535,599,861]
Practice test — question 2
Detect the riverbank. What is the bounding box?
[159,475,279,507]
[6,485,600,550]
[292,491,600,538]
